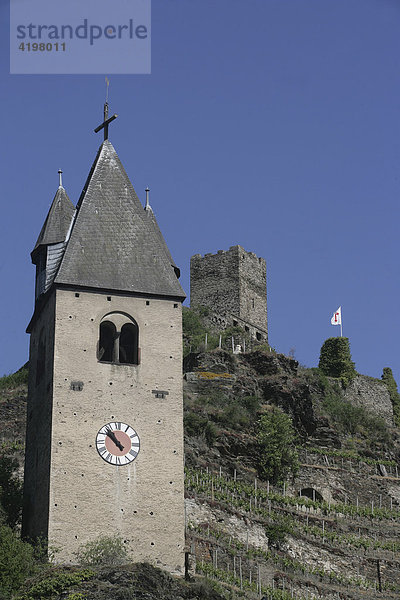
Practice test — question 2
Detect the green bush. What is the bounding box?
[381,367,400,426]
[215,403,250,429]
[322,395,390,443]
[182,307,206,337]
[74,535,129,567]
[318,337,356,386]
[0,365,28,391]
[0,525,36,597]
[184,413,217,446]
[265,519,293,548]
[239,395,260,415]
[16,569,94,600]
[182,307,222,355]
[0,449,23,528]
[256,409,298,484]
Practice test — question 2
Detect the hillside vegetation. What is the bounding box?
[1,310,400,599]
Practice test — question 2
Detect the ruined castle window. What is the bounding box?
[252,298,255,309]
[98,314,139,365]
[256,332,262,341]
[119,323,138,365]
[99,321,116,362]
[245,326,249,332]
[233,320,238,327]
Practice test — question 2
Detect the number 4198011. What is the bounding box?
[19,42,66,51]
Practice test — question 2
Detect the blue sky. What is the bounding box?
[1,0,400,384]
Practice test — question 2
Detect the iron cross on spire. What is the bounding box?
[94,102,118,141]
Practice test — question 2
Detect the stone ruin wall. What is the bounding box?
[190,246,268,343]
[344,375,393,426]
[237,248,267,333]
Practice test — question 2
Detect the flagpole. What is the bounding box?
[340,308,343,337]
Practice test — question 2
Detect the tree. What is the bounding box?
[382,367,400,426]
[256,409,298,484]
[318,337,356,386]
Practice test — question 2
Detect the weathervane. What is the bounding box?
[94,77,118,141]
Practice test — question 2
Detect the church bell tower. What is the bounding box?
[22,106,186,573]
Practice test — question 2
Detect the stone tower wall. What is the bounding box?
[24,288,185,574]
[22,292,56,542]
[238,248,267,333]
[190,248,240,317]
[190,246,267,341]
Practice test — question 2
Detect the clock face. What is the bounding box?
[96,422,140,466]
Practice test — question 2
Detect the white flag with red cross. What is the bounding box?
[331,307,342,326]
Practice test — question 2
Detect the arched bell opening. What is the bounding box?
[119,322,139,365]
[98,313,139,365]
[99,321,117,363]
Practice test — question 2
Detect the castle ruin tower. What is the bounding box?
[190,245,268,342]
[22,107,186,573]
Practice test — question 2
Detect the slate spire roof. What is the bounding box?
[32,185,75,255]
[54,140,185,299]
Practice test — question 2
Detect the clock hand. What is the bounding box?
[106,428,124,451]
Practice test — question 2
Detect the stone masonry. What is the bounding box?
[344,375,393,426]
[190,246,267,342]
[24,287,185,573]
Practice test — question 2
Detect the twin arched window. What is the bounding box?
[99,314,139,365]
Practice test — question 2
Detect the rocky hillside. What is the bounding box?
[1,342,400,599]
[183,349,400,599]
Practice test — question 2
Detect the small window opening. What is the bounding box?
[256,332,262,341]
[174,303,178,308]
[107,296,112,301]
[245,326,249,332]
[252,298,255,309]
[119,323,138,364]
[99,321,116,362]
[233,320,238,327]
[75,293,80,298]
[146,301,150,306]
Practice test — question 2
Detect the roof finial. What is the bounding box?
[94,81,117,141]
[58,169,63,188]
[105,76,109,104]
[145,187,152,212]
